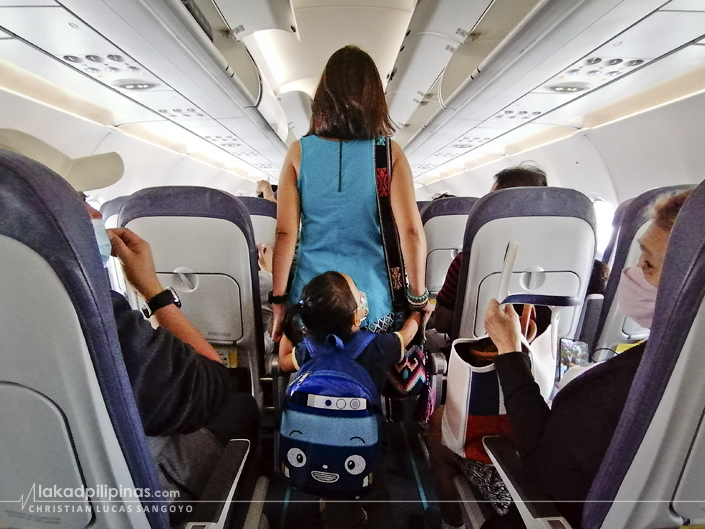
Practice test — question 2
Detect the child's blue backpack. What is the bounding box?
[278,331,382,499]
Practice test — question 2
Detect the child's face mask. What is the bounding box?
[356,291,368,324]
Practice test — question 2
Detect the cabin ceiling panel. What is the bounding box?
[0,87,112,160]
[534,45,705,128]
[127,90,211,124]
[163,156,231,187]
[662,0,705,11]
[118,120,251,174]
[91,131,185,197]
[246,1,414,98]
[406,117,481,167]
[0,27,11,37]
[0,0,57,5]
[0,38,159,124]
[408,0,671,155]
[585,89,705,201]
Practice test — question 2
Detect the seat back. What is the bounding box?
[100,195,130,296]
[454,187,596,341]
[600,198,632,266]
[420,197,478,295]
[584,179,705,529]
[0,150,168,529]
[119,187,265,407]
[235,196,277,246]
[593,185,693,358]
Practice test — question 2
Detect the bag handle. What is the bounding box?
[374,137,407,316]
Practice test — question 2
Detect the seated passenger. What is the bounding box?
[86,201,260,517]
[434,166,548,335]
[278,271,425,529]
[256,179,277,202]
[482,189,692,528]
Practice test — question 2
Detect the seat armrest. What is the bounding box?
[428,352,448,375]
[483,436,573,528]
[184,439,250,529]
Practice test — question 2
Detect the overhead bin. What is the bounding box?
[386,0,493,128]
[211,0,299,41]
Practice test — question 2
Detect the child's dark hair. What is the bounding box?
[282,271,358,343]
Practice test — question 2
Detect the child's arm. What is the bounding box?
[278,335,297,372]
[398,310,423,348]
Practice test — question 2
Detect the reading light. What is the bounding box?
[546,83,588,93]
[113,79,159,90]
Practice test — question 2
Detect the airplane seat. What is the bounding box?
[235,196,277,246]
[484,177,705,529]
[416,200,430,212]
[592,185,694,359]
[100,195,130,296]
[452,187,596,399]
[600,197,633,267]
[0,150,252,529]
[100,195,129,228]
[420,196,478,296]
[118,187,266,408]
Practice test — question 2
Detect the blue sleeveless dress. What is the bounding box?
[288,135,393,332]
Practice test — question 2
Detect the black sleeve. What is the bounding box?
[110,291,230,437]
[494,352,552,460]
[494,345,645,514]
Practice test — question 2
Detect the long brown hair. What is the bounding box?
[308,46,395,140]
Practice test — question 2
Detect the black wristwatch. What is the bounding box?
[141,287,181,318]
[268,291,289,305]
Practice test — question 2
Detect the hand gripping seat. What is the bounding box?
[100,195,130,296]
[484,177,705,529]
[0,150,251,529]
[119,187,266,408]
[593,185,693,359]
[236,196,277,246]
[420,196,478,296]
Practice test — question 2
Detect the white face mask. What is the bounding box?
[617,266,658,329]
[91,218,112,266]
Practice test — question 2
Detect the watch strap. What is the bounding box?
[268,291,289,305]
[142,287,181,318]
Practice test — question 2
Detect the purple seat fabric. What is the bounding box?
[584,180,705,528]
[0,149,169,529]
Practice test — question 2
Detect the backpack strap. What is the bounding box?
[303,331,377,361]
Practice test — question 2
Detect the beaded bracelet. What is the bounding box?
[406,288,429,309]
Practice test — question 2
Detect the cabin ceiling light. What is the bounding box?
[546,83,588,93]
[113,79,160,90]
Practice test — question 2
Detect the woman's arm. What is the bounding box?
[271,141,302,341]
[389,140,427,300]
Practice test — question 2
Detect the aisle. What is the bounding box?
[260,420,438,529]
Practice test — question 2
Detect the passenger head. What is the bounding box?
[490,166,548,192]
[282,271,368,343]
[617,188,693,328]
[587,260,610,296]
[637,189,693,287]
[308,45,395,140]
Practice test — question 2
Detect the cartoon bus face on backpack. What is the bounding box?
[279,400,380,498]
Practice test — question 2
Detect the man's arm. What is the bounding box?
[108,227,221,364]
